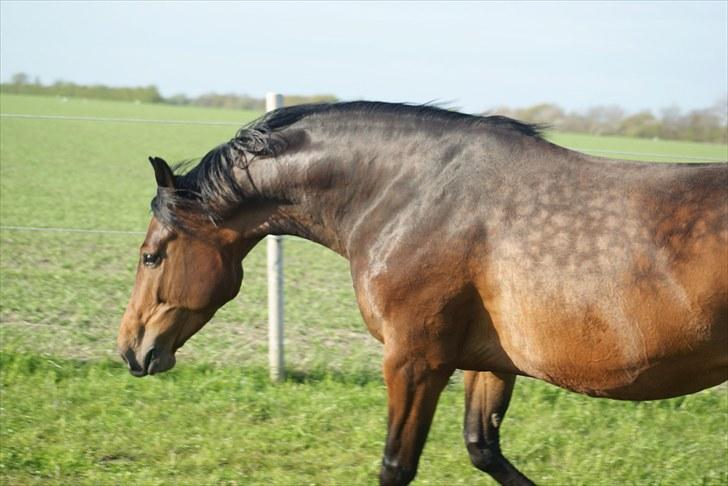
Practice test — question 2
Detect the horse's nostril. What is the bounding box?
[120,353,132,371]
[143,347,157,373]
[121,348,145,376]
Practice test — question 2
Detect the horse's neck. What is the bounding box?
[241,129,410,259]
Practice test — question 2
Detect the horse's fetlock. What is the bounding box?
[380,456,417,486]
[466,441,502,472]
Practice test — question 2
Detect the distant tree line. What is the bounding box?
[490,98,727,144]
[2,73,163,103]
[1,73,337,110]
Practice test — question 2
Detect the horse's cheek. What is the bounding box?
[190,258,239,309]
[173,256,220,309]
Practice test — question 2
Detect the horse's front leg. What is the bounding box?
[379,346,454,485]
[464,371,534,485]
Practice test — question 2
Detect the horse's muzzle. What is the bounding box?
[146,347,176,375]
[119,346,166,377]
[120,347,147,377]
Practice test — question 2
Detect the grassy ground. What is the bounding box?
[1,93,727,484]
[2,352,726,485]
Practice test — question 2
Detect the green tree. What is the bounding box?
[10,72,29,85]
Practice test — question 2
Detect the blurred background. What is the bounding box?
[1,2,726,484]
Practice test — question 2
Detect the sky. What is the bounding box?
[0,1,726,114]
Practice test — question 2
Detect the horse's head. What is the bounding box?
[117,157,255,377]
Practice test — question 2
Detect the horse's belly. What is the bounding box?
[511,340,728,400]
[594,357,728,400]
[486,290,728,400]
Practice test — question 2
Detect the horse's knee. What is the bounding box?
[379,457,417,486]
[466,440,502,473]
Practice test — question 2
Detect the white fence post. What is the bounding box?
[266,93,285,382]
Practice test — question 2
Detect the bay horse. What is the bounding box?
[117,102,728,485]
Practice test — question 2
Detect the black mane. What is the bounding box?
[256,101,544,140]
[151,102,544,229]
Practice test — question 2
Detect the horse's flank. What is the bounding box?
[468,155,727,398]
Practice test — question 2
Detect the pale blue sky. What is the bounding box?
[1,1,726,114]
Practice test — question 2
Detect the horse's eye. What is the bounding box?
[142,253,160,267]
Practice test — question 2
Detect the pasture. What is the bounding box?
[1,93,727,484]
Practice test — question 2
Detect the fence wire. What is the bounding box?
[0,225,145,235]
[0,112,242,127]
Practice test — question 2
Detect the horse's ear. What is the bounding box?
[149,156,175,189]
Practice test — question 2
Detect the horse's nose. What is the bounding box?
[119,347,146,377]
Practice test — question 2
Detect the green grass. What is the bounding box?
[548,131,727,162]
[0,93,260,122]
[1,93,727,484]
[1,352,725,485]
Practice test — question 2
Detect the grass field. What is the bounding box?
[1,93,727,484]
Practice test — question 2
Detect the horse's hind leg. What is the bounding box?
[464,371,534,485]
